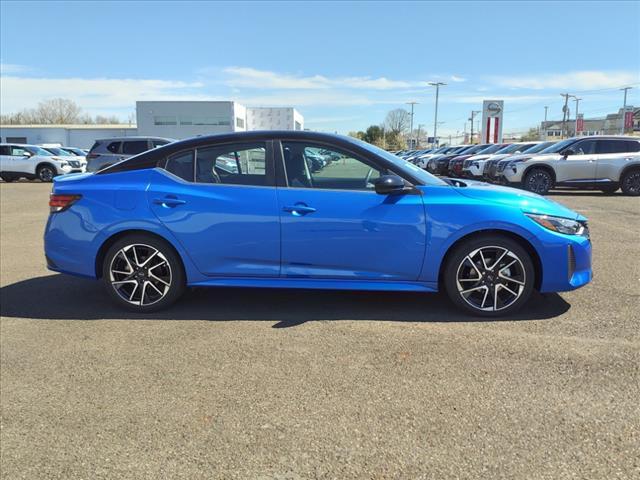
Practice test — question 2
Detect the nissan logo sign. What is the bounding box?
[487,102,502,114]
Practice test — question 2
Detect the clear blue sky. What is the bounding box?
[1,0,639,136]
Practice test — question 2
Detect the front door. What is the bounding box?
[556,138,597,183]
[147,141,281,277]
[276,141,426,280]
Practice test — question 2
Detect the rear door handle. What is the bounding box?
[153,196,186,208]
[283,204,316,216]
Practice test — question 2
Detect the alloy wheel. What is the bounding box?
[38,167,54,182]
[526,171,551,194]
[108,243,172,306]
[455,246,526,312]
[623,171,640,195]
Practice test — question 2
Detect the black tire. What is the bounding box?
[443,234,535,317]
[102,233,186,312]
[620,169,640,196]
[36,164,56,182]
[599,185,618,194]
[523,168,553,195]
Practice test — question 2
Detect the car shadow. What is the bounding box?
[0,274,571,327]
[548,190,625,197]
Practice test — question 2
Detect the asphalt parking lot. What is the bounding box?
[1,182,639,479]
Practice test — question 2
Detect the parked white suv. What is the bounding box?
[501,136,640,195]
[0,144,86,182]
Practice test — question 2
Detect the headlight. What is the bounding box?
[526,213,589,238]
[59,161,69,167]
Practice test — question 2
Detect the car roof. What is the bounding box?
[95,136,174,142]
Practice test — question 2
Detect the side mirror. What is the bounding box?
[374,175,406,195]
[22,151,32,157]
[560,148,575,158]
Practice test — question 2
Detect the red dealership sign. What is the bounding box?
[576,114,584,133]
[624,110,634,130]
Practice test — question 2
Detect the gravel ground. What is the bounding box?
[1,182,639,479]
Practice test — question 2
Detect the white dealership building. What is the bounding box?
[0,101,304,148]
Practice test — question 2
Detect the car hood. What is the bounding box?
[444,179,582,220]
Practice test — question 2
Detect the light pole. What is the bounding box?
[620,87,633,134]
[428,82,446,148]
[406,101,418,148]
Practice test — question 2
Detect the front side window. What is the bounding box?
[571,140,596,155]
[123,141,149,155]
[281,142,383,190]
[196,142,267,186]
[10,146,27,156]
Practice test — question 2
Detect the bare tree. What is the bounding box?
[34,98,83,124]
[0,98,122,125]
[385,109,410,135]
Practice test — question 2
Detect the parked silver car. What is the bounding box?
[86,136,174,172]
[501,136,640,195]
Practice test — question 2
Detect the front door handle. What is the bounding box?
[283,204,316,216]
[153,196,186,208]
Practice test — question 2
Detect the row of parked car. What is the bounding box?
[394,135,640,196]
[0,136,174,182]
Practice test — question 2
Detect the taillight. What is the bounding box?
[49,194,81,213]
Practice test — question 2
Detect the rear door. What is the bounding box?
[0,145,10,172]
[147,141,280,277]
[594,139,640,182]
[275,140,426,280]
[556,138,597,183]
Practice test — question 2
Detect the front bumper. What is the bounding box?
[536,232,592,293]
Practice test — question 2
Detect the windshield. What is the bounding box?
[26,146,55,156]
[496,143,529,154]
[476,144,505,154]
[461,144,489,154]
[539,138,577,153]
[523,142,553,154]
[353,139,447,186]
[62,147,84,156]
[44,147,73,156]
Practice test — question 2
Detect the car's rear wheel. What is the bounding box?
[444,235,535,317]
[523,168,553,195]
[37,165,56,182]
[102,234,185,312]
[620,170,640,196]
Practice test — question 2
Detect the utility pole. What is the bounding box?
[416,124,425,148]
[570,96,582,136]
[541,105,548,140]
[406,101,418,148]
[620,87,633,134]
[560,93,571,138]
[428,82,446,148]
[469,110,480,144]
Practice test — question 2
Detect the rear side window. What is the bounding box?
[595,140,640,154]
[165,151,195,182]
[122,140,149,155]
[107,142,121,154]
[196,142,267,186]
[0,146,10,155]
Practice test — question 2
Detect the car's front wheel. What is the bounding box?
[523,168,553,195]
[37,164,56,182]
[620,169,640,196]
[102,234,185,312]
[444,235,535,317]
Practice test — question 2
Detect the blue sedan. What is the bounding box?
[44,131,592,316]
